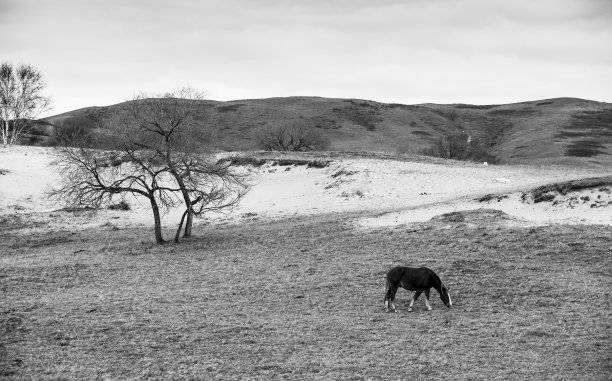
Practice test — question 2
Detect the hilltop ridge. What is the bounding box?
[28,96,612,167]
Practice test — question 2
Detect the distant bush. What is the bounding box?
[256,123,330,152]
[108,201,130,211]
[422,132,498,163]
[54,117,96,146]
[216,104,244,113]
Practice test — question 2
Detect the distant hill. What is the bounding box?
[29,96,612,166]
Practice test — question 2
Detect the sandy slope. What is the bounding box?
[1,146,611,234]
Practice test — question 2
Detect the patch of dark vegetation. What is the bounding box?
[536,101,555,106]
[0,168,10,175]
[108,201,130,211]
[334,103,382,131]
[421,132,498,163]
[387,103,426,111]
[331,169,357,178]
[218,156,330,168]
[432,209,513,225]
[454,104,497,110]
[274,159,330,168]
[309,115,341,129]
[341,99,379,109]
[218,156,267,167]
[564,140,609,157]
[411,130,432,136]
[487,108,538,117]
[215,104,245,113]
[477,194,509,202]
[256,123,330,151]
[556,110,612,157]
[437,211,465,222]
[52,116,99,146]
[524,176,612,202]
[57,206,97,213]
[534,193,556,203]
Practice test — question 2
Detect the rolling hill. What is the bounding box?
[30,96,612,166]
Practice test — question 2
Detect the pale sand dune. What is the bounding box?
[1,145,610,232]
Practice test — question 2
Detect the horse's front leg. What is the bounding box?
[424,288,432,311]
[409,290,423,312]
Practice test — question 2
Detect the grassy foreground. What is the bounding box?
[1,211,611,380]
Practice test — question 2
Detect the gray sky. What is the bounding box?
[1,0,611,116]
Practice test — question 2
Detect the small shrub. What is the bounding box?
[256,122,330,152]
[421,132,497,163]
[108,201,130,211]
[534,193,555,203]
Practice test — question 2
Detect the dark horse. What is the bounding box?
[384,266,452,312]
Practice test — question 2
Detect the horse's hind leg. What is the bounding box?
[409,290,423,312]
[385,284,399,313]
[424,288,432,311]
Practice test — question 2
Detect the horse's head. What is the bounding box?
[440,285,452,308]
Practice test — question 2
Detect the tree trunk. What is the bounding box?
[174,209,188,243]
[183,208,193,238]
[2,115,8,145]
[150,198,165,244]
[168,168,194,238]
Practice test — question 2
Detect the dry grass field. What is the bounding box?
[2,210,611,380]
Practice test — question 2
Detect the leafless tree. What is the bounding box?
[422,132,497,163]
[50,88,250,244]
[0,62,51,145]
[256,122,329,151]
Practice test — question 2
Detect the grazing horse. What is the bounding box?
[384,266,452,312]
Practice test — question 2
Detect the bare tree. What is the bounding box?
[256,122,329,151]
[0,62,51,145]
[422,132,497,163]
[50,88,250,244]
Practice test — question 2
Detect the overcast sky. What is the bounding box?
[1,0,611,116]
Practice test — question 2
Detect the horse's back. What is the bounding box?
[387,266,438,290]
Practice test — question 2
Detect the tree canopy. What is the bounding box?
[0,62,51,145]
[50,88,249,243]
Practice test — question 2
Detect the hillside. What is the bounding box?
[32,96,612,166]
